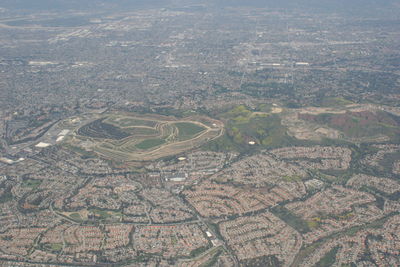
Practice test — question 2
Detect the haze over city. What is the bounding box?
[0,1,399,266]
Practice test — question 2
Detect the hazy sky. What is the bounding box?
[1,0,399,12]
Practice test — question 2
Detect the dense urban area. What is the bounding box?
[0,0,399,266]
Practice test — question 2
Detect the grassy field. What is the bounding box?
[315,246,339,266]
[135,138,166,149]
[43,243,63,252]
[90,208,122,221]
[22,179,42,189]
[174,122,206,141]
[69,212,82,221]
[318,96,354,107]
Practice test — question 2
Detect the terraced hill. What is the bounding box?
[66,113,224,162]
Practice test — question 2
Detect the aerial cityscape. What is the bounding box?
[0,0,399,266]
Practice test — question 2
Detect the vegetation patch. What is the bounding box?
[314,246,339,267]
[175,122,206,141]
[0,191,13,204]
[69,212,83,221]
[199,248,223,267]
[317,97,354,108]
[240,255,281,267]
[89,208,122,221]
[299,110,400,140]
[135,138,166,150]
[43,243,63,252]
[189,246,210,258]
[22,179,42,189]
[215,105,295,151]
[271,206,310,234]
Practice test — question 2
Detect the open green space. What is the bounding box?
[317,96,354,108]
[315,246,339,267]
[89,208,122,221]
[189,246,210,258]
[43,243,63,252]
[224,106,291,148]
[271,206,310,234]
[0,191,13,204]
[22,179,42,189]
[135,138,166,150]
[174,122,206,141]
[380,151,400,172]
[69,212,83,221]
[205,105,296,152]
[240,255,281,267]
[299,110,400,140]
[199,247,223,267]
